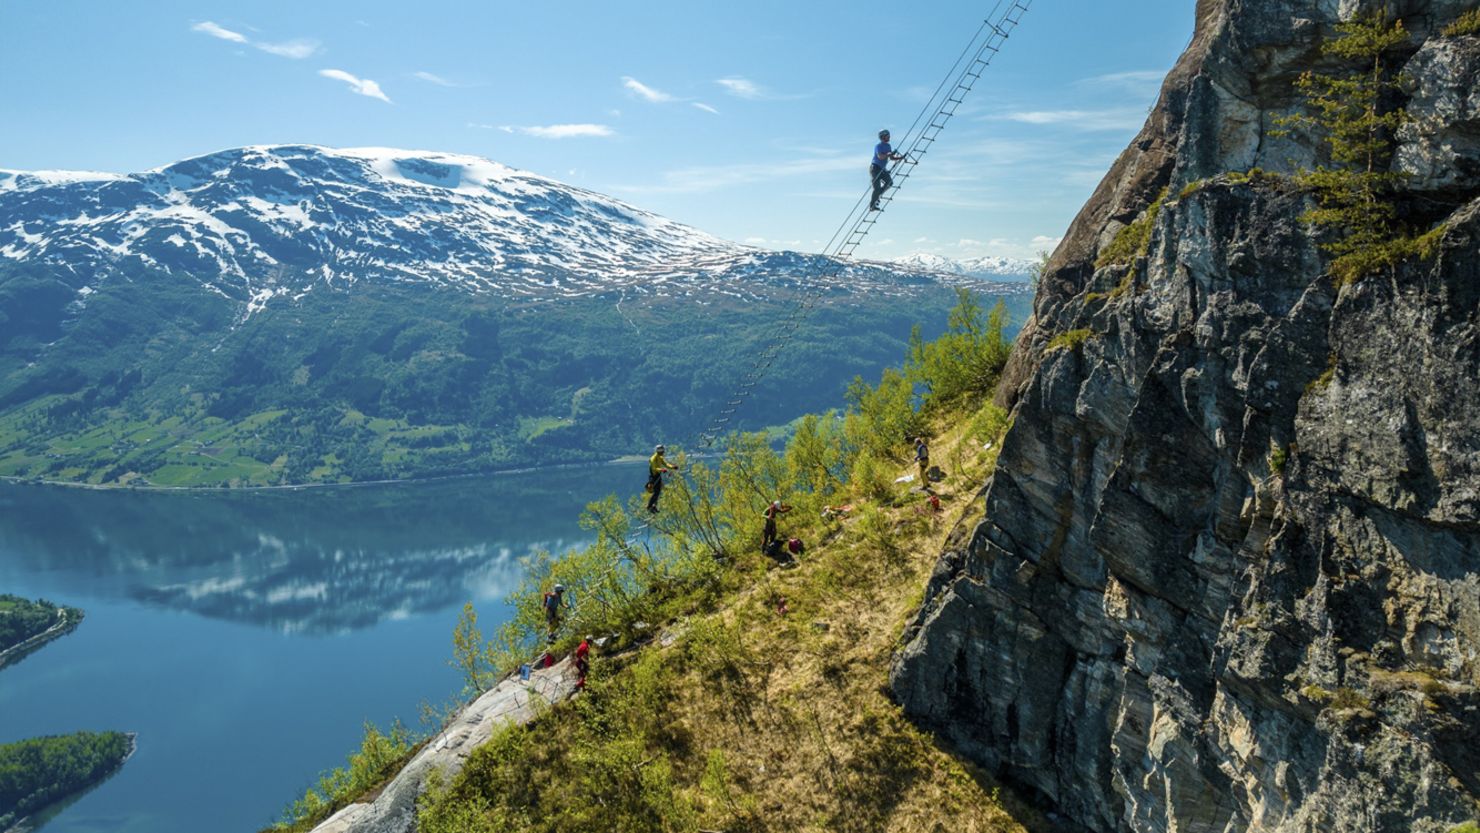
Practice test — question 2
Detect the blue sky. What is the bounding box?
[0,1,1195,261]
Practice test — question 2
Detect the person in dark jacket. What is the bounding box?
[870,129,906,210]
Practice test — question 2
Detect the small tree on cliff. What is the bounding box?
[1277,15,1431,283]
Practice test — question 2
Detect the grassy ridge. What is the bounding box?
[420,409,1035,833]
[269,290,1040,832]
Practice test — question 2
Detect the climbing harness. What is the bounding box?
[695,0,1033,449]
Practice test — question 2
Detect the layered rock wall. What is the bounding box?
[893,2,1480,831]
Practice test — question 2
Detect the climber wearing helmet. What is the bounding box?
[646,444,679,514]
[870,129,907,211]
[543,583,570,639]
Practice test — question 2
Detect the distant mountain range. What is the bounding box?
[0,145,1032,487]
[0,145,1017,309]
[889,252,1038,281]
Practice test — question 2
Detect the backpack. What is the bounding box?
[787,537,804,555]
[764,539,786,561]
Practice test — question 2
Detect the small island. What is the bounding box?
[0,731,136,831]
[0,595,83,670]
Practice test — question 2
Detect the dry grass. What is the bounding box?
[650,414,1037,832]
[424,413,1042,833]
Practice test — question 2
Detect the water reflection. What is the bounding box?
[0,463,644,634]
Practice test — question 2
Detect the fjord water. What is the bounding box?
[0,461,645,832]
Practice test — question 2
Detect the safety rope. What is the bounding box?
[694,0,1033,449]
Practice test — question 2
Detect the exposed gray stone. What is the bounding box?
[892,2,1480,831]
[310,659,578,833]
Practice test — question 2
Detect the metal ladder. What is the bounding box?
[696,0,1033,449]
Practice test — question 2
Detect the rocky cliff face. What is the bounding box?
[892,2,1480,831]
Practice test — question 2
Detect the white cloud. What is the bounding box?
[1077,69,1165,94]
[716,77,763,99]
[692,102,719,115]
[998,108,1146,132]
[256,38,319,59]
[618,153,858,194]
[192,21,248,43]
[319,69,392,103]
[957,238,984,248]
[193,21,318,59]
[505,123,615,139]
[414,71,460,87]
[715,76,804,101]
[622,76,673,104]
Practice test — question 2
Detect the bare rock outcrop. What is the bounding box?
[310,660,578,833]
[893,2,1480,832]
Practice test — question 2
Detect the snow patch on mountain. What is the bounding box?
[890,252,1036,281]
[0,145,1030,312]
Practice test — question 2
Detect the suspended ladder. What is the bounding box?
[695,0,1033,449]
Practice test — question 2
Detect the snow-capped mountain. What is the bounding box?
[0,145,1034,487]
[0,145,1016,314]
[890,252,1037,281]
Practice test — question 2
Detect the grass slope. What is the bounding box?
[416,412,1040,833]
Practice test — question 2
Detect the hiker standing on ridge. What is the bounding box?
[761,500,792,553]
[543,584,570,638]
[870,129,907,211]
[647,444,679,513]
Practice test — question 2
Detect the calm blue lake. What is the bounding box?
[0,461,646,833]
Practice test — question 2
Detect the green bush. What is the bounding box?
[419,651,696,833]
[1046,329,1093,353]
[968,402,1010,447]
[274,721,416,832]
[849,453,897,504]
[1269,444,1289,475]
[843,368,923,464]
[1443,10,1480,36]
[905,288,1012,413]
[1095,188,1169,269]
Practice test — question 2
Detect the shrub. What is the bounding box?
[276,721,416,832]
[1095,188,1169,269]
[843,368,923,464]
[1443,10,1480,36]
[849,453,896,504]
[906,288,1012,412]
[1045,329,1093,353]
[968,402,1010,448]
[1269,444,1289,475]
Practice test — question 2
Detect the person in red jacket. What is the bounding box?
[574,635,592,689]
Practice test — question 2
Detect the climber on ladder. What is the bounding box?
[870,129,907,211]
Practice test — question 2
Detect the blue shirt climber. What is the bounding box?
[870,129,905,210]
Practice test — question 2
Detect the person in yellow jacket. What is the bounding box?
[647,444,679,513]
